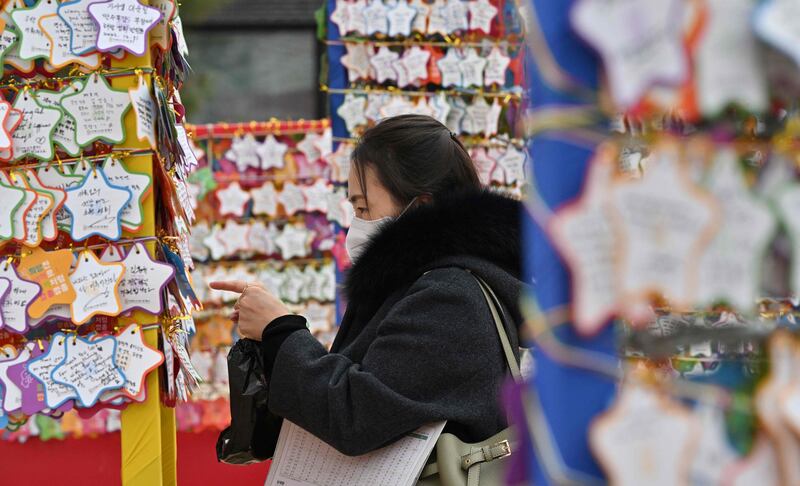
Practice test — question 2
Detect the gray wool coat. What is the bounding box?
[264,190,525,456]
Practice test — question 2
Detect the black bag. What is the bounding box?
[216,339,283,464]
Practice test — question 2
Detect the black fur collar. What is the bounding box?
[345,189,522,307]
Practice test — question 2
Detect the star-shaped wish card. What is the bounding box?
[51,335,125,408]
[609,139,719,316]
[63,166,132,241]
[549,145,620,336]
[695,148,777,311]
[571,0,689,109]
[68,250,125,325]
[88,0,162,56]
[111,324,163,399]
[116,242,174,315]
[60,73,131,146]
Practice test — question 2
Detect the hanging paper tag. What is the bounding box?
[112,324,163,398]
[39,13,101,69]
[590,382,698,486]
[570,0,689,109]
[549,148,619,335]
[128,76,157,150]
[57,0,101,55]
[0,261,41,334]
[88,0,162,56]
[60,73,132,146]
[16,248,76,320]
[0,345,32,412]
[10,0,58,61]
[11,91,62,161]
[68,250,125,325]
[117,242,174,315]
[101,157,152,232]
[51,335,125,408]
[26,334,76,410]
[63,166,133,241]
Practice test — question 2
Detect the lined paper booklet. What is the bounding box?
[265,421,446,486]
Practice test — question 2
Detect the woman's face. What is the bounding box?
[348,164,400,221]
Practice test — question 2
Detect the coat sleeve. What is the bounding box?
[265,268,504,456]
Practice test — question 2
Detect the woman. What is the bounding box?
[211,114,524,456]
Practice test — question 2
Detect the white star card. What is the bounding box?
[437,48,462,87]
[570,0,688,109]
[484,46,510,87]
[9,171,54,248]
[275,224,312,260]
[0,261,41,333]
[57,0,101,55]
[363,0,389,36]
[0,170,37,243]
[400,46,431,85]
[250,182,279,216]
[387,0,416,37]
[225,134,261,172]
[256,135,288,170]
[341,43,372,82]
[101,157,152,232]
[88,0,162,56]
[0,176,26,241]
[10,0,57,61]
[36,166,82,231]
[35,80,84,157]
[39,13,101,69]
[279,182,307,216]
[23,170,64,242]
[51,335,125,407]
[696,148,776,310]
[215,181,250,217]
[112,324,163,399]
[590,382,697,486]
[26,333,76,409]
[11,90,62,161]
[369,46,400,84]
[609,140,718,312]
[337,94,368,133]
[61,73,132,146]
[116,242,173,314]
[63,166,132,241]
[128,76,157,150]
[217,219,250,256]
[468,0,497,34]
[696,0,768,116]
[69,250,125,324]
[549,148,619,335]
[303,179,333,213]
[459,48,486,87]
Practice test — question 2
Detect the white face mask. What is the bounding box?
[345,215,393,262]
[345,198,418,262]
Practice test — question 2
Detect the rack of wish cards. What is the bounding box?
[0,0,199,484]
[509,1,800,485]
[183,120,347,421]
[324,0,530,197]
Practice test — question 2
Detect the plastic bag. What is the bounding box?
[216,338,283,464]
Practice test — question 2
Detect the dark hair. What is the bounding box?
[351,114,481,206]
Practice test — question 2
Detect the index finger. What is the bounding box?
[209,280,248,293]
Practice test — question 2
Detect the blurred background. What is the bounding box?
[180,0,324,122]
